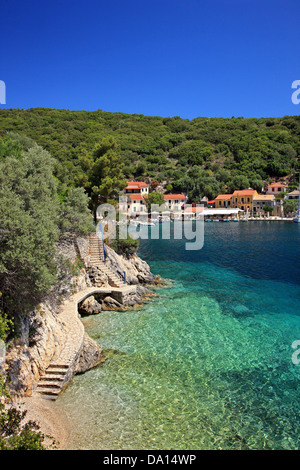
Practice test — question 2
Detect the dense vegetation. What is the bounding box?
[0,134,93,318]
[0,109,299,201]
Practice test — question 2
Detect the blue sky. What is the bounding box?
[0,0,299,118]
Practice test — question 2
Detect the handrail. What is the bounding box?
[98,222,106,262]
[96,223,126,284]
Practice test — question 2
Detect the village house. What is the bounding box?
[231,189,258,212]
[253,194,277,215]
[285,190,300,200]
[215,194,233,208]
[120,181,187,216]
[215,190,258,212]
[124,181,149,196]
[163,194,187,211]
[266,182,288,195]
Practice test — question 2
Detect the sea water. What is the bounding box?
[56,222,300,450]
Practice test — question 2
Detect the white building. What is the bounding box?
[266,182,288,195]
[285,190,299,200]
[119,181,187,216]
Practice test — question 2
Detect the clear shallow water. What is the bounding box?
[56,222,300,450]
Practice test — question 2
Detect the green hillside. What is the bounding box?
[0,108,299,200]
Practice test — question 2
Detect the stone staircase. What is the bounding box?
[37,364,69,400]
[89,235,124,288]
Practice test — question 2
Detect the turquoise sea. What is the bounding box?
[57,222,300,450]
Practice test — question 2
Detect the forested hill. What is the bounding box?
[0,108,299,200]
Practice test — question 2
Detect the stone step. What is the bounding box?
[38,388,61,396]
[48,364,69,369]
[37,382,61,389]
[40,374,65,381]
[45,367,69,375]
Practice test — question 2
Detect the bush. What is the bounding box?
[0,376,51,450]
[109,226,139,258]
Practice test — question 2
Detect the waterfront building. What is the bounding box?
[164,194,187,212]
[120,181,187,216]
[253,194,277,215]
[232,189,258,212]
[215,194,233,208]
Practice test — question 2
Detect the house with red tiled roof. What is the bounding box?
[121,181,187,215]
[124,181,149,196]
[266,182,288,195]
[232,189,258,212]
[215,189,259,212]
[215,194,233,208]
[163,194,187,211]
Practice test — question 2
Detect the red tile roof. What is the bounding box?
[184,206,204,213]
[232,190,257,196]
[215,194,233,200]
[127,181,148,188]
[268,182,288,188]
[164,194,187,200]
[128,194,144,200]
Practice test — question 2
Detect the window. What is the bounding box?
[247,197,250,203]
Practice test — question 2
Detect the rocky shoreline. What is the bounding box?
[2,234,167,449]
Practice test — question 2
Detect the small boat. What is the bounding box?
[205,218,212,222]
[233,218,239,222]
[223,219,230,222]
[213,218,220,222]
